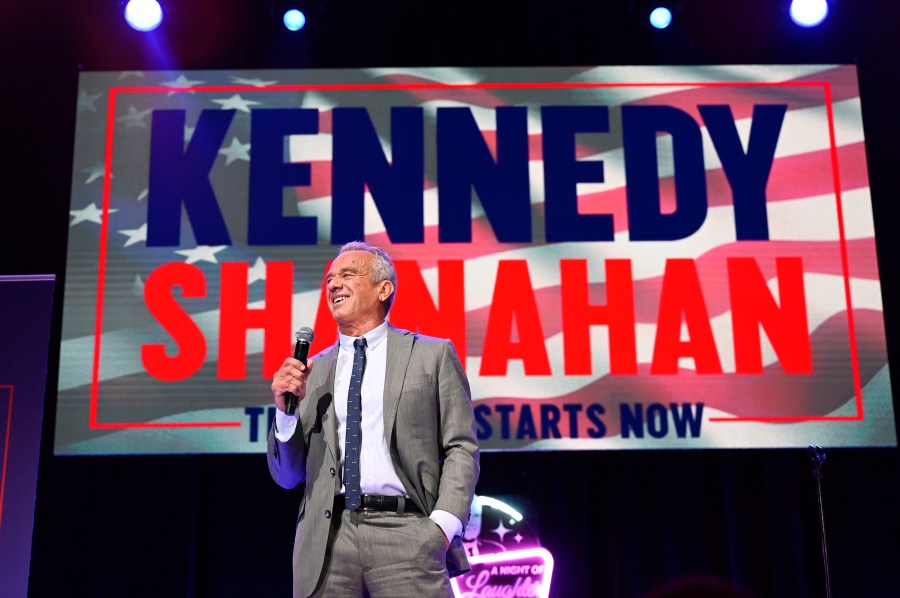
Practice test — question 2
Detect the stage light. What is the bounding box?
[649,7,673,29]
[790,0,829,27]
[283,8,307,31]
[124,0,163,32]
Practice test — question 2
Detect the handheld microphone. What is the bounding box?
[285,327,315,415]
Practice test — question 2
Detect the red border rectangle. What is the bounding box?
[91,78,860,428]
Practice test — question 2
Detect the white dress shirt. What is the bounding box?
[275,322,462,542]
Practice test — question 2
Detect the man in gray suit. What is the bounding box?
[268,241,480,597]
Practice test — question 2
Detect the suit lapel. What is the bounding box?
[320,343,340,465]
[383,325,413,451]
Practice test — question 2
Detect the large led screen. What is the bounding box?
[58,65,896,454]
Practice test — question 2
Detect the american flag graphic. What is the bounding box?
[57,66,896,454]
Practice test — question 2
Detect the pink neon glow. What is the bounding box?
[0,386,13,533]
[451,547,555,598]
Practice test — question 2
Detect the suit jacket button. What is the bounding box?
[330,467,336,477]
[325,509,332,519]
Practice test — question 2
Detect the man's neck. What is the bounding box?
[337,317,386,338]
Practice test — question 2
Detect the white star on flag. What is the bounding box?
[116,105,153,129]
[70,203,117,226]
[184,125,195,142]
[161,74,206,96]
[231,76,277,87]
[492,521,514,542]
[137,188,148,201]
[78,89,102,112]
[83,165,107,184]
[175,245,228,264]
[248,257,267,284]
[118,223,147,247]
[211,94,262,113]
[219,137,251,165]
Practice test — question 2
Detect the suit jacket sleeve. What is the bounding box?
[267,413,309,490]
[267,351,330,490]
[433,340,480,526]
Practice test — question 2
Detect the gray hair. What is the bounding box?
[338,241,398,312]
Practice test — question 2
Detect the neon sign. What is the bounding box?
[452,547,555,598]
[454,495,554,597]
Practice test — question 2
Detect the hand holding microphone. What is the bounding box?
[275,327,315,415]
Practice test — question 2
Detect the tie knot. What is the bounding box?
[354,337,367,350]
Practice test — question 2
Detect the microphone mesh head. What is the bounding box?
[295,327,315,343]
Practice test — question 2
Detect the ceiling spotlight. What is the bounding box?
[790,0,829,28]
[283,8,307,32]
[649,7,673,30]
[124,0,163,32]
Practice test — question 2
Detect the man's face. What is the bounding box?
[325,251,392,334]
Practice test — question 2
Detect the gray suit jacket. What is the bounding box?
[267,324,480,598]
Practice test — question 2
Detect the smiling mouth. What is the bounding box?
[333,297,347,305]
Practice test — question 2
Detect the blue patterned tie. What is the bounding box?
[344,337,367,510]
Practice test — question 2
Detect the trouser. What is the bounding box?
[311,507,453,597]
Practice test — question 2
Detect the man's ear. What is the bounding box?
[378,280,395,302]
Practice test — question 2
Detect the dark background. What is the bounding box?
[3,0,899,596]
